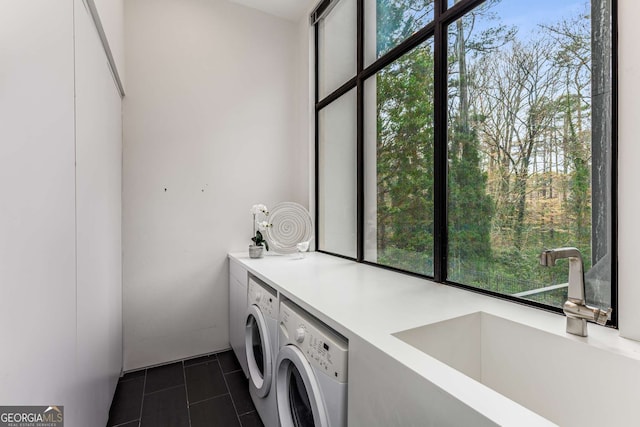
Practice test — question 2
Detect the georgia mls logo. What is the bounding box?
[44,406,63,421]
[0,405,64,426]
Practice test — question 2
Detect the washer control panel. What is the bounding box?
[279,300,348,383]
[248,277,277,319]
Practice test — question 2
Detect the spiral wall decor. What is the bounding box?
[265,202,313,254]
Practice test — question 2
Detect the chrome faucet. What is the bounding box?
[539,247,612,337]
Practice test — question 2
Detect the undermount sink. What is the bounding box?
[393,312,640,427]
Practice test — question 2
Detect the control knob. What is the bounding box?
[295,327,306,343]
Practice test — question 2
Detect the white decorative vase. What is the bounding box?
[249,244,264,259]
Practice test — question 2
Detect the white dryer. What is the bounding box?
[276,300,348,427]
[245,277,279,427]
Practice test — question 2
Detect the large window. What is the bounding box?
[313,0,615,319]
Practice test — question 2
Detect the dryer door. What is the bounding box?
[245,304,273,397]
[276,345,329,427]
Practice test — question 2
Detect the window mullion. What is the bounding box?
[314,23,320,250]
[317,76,358,110]
[356,0,364,262]
[433,0,448,282]
[610,0,619,327]
[440,0,487,25]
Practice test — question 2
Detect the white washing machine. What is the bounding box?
[276,300,348,427]
[245,277,279,427]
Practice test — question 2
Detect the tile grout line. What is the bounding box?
[220,359,244,427]
[182,360,193,427]
[143,383,186,397]
[111,351,240,427]
[222,370,253,417]
[188,392,232,407]
[107,377,145,427]
[183,354,218,368]
[137,369,147,427]
[236,409,257,417]
[118,376,144,384]
[111,421,139,427]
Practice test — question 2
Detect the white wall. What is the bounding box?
[123,0,307,370]
[0,0,77,410]
[0,1,123,425]
[618,0,640,341]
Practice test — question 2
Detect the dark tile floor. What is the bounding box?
[107,350,264,427]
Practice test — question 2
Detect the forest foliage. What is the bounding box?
[374,0,597,306]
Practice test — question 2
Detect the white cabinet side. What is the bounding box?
[74,0,124,424]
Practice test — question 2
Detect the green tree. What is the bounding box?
[545,11,592,249]
[373,0,437,273]
[376,0,434,56]
[447,0,504,272]
[448,126,493,265]
[376,44,435,274]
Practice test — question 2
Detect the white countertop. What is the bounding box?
[229,251,640,425]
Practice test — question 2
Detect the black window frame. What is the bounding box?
[312,0,618,325]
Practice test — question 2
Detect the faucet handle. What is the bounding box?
[539,250,555,266]
[594,307,613,326]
